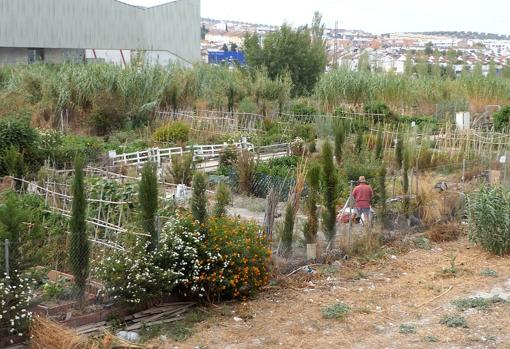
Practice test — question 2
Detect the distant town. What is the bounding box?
[202,18,510,76]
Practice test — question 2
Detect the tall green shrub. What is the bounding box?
[214,182,231,217]
[402,151,410,219]
[375,127,384,160]
[0,193,28,278]
[139,162,159,251]
[280,203,295,256]
[0,117,41,176]
[169,152,194,186]
[395,133,404,170]
[355,128,364,154]
[378,164,387,217]
[468,186,510,255]
[493,105,510,131]
[321,142,338,248]
[69,156,90,305]
[303,162,320,244]
[333,121,345,165]
[192,172,208,225]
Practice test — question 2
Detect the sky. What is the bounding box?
[121,0,510,35]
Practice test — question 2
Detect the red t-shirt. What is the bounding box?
[352,183,373,209]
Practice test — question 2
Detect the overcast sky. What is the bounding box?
[121,0,509,35]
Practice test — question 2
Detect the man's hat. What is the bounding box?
[358,176,367,183]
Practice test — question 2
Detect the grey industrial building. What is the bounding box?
[0,0,201,65]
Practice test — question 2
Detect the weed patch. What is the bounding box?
[414,237,432,250]
[452,296,505,311]
[399,324,416,334]
[439,314,468,328]
[424,335,439,342]
[480,268,498,277]
[322,303,350,319]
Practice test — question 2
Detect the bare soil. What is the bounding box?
[155,237,510,349]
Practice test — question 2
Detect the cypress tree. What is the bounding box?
[402,151,410,220]
[69,156,89,306]
[139,162,159,251]
[213,182,231,217]
[191,172,208,225]
[303,162,320,244]
[280,202,295,256]
[333,121,345,165]
[378,164,387,218]
[355,127,364,154]
[395,133,404,170]
[321,142,338,248]
[375,127,384,160]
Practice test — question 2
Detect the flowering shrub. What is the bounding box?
[94,209,271,304]
[93,239,176,304]
[156,212,217,297]
[200,216,270,300]
[0,272,34,341]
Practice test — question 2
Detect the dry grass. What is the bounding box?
[30,316,98,349]
[427,223,465,242]
[30,316,146,349]
[169,237,510,349]
[338,228,383,258]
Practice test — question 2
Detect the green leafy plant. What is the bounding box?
[414,237,432,250]
[468,186,510,255]
[0,117,42,176]
[322,303,350,319]
[364,101,393,122]
[442,254,458,274]
[493,105,510,131]
[42,277,67,300]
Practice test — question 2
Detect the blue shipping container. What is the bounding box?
[208,51,246,65]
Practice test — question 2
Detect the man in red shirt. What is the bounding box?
[352,176,374,226]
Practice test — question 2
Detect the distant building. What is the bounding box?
[0,0,201,66]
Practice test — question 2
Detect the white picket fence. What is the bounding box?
[109,141,255,167]
[108,142,291,172]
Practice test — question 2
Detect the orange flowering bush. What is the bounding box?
[199,216,271,301]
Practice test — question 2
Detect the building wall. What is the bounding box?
[0,0,200,64]
[0,48,85,65]
[0,48,27,65]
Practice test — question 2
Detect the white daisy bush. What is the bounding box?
[0,271,34,341]
[93,238,176,305]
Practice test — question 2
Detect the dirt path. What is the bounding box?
[157,238,510,349]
